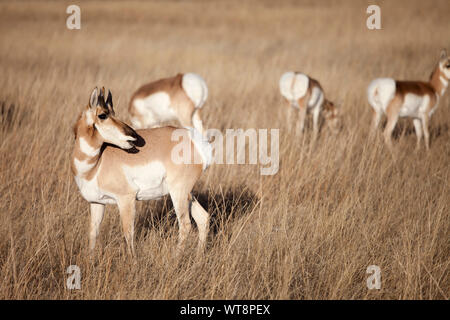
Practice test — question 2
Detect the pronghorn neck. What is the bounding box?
[72,118,103,180]
[430,63,449,97]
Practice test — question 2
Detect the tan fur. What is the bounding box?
[129,73,200,130]
[73,88,209,255]
[96,127,203,196]
[284,74,340,137]
[373,51,450,150]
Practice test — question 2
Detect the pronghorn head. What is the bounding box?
[74,87,138,150]
[323,100,341,134]
[439,49,450,79]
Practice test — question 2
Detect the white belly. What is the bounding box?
[122,161,169,201]
[399,94,429,118]
[131,92,176,129]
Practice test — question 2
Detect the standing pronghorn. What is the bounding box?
[72,87,211,255]
[368,49,450,150]
[279,72,341,138]
[129,73,208,135]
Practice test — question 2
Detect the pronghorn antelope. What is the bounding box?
[368,49,450,150]
[72,87,211,255]
[129,73,208,135]
[279,71,340,138]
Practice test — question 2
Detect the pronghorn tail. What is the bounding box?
[279,72,309,108]
[188,127,212,170]
[182,73,208,109]
[367,78,396,113]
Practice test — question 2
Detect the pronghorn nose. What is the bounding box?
[124,125,138,141]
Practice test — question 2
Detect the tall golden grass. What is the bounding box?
[0,0,448,299]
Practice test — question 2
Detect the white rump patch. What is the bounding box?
[279,72,309,102]
[188,127,212,170]
[182,73,208,109]
[132,92,174,129]
[367,78,396,114]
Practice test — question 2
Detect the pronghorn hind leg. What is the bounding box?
[383,99,401,152]
[177,102,196,129]
[413,118,423,151]
[285,100,294,132]
[170,188,192,254]
[117,195,137,256]
[190,198,209,253]
[89,203,105,252]
[370,110,382,139]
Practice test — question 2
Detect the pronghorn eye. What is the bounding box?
[98,113,107,120]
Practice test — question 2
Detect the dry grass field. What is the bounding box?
[0,0,449,300]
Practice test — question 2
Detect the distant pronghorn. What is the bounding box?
[72,87,211,255]
[129,73,208,135]
[279,72,341,138]
[368,49,450,150]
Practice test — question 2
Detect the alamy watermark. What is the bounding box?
[66,265,81,290]
[366,5,381,30]
[366,265,381,290]
[171,128,279,176]
[67,4,381,31]
[66,5,81,30]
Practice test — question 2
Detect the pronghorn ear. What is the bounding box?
[89,87,98,108]
[106,89,113,109]
[98,87,107,108]
[440,49,448,61]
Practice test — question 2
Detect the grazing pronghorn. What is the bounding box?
[129,73,208,135]
[279,72,340,138]
[368,49,450,150]
[72,87,211,255]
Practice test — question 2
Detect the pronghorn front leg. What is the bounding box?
[117,195,136,256]
[190,198,210,253]
[312,99,323,141]
[89,203,105,251]
[421,113,430,151]
[413,119,423,151]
